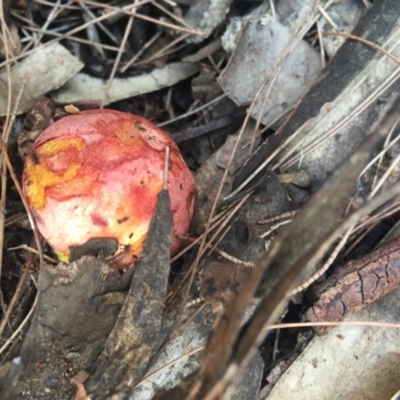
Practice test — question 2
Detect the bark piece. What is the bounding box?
[268,289,400,400]
[85,190,173,399]
[303,236,400,333]
[5,257,133,400]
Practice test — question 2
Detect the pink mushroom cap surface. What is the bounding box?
[22,109,195,269]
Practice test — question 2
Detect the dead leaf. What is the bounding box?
[219,16,322,128]
[233,1,400,188]
[184,0,233,43]
[0,42,83,115]
[51,62,200,105]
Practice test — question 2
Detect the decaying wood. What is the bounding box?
[7,257,133,400]
[85,190,173,399]
[303,236,400,334]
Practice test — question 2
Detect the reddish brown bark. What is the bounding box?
[303,237,400,331]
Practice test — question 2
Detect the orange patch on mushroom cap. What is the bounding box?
[22,109,196,270]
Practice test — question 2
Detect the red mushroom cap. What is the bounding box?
[22,109,195,269]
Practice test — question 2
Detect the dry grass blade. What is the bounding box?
[360,116,400,184]
[0,137,44,268]
[158,93,227,128]
[0,4,13,310]
[120,31,162,72]
[268,320,400,331]
[76,0,198,34]
[1,0,197,70]
[0,276,38,356]
[136,345,205,388]
[181,235,255,268]
[290,223,355,295]
[0,9,43,330]
[0,255,34,339]
[24,26,122,52]
[100,10,134,108]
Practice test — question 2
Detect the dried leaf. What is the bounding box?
[234,0,400,188]
[184,0,233,43]
[0,42,83,115]
[219,16,322,127]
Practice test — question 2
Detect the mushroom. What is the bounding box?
[22,109,195,269]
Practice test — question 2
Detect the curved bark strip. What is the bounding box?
[303,236,400,332]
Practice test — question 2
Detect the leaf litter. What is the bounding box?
[2,1,400,400]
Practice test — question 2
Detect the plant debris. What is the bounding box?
[51,62,200,106]
[303,235,400,335]
[0,42,83,115]
[2,1,400,399]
